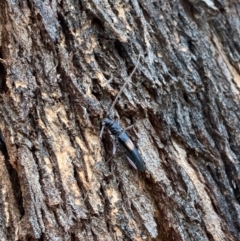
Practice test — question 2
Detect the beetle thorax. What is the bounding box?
[102,118,123,136]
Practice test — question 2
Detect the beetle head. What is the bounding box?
[101,118,112,127]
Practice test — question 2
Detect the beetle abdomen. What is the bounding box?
[118,132,145,172]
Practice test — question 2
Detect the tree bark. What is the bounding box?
[0,0,240,240]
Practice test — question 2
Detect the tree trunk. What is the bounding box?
[0,0,240,240]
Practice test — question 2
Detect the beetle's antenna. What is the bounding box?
[107,54,140,117]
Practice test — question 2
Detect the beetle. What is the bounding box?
[99,54,145,171]
[100,118,145,172]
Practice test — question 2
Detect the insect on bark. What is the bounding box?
[100,54,145,172]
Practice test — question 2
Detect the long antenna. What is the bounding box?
[107,54,140,117]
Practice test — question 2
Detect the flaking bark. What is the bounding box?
[0,0,240,240]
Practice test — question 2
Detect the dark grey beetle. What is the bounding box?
[100,54,145,171]
[100,118,145,172]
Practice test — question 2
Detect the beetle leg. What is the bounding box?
[125,155,137,170]
[124,124,134,131]
[112,137,117,155]
[116,115,120,124]
[99,125,105,139]
[105,74,113,86]
[106,155,114,164]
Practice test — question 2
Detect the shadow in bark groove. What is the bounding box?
[0,50,8,94]
[0,130,24,217]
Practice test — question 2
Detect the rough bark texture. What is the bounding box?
[0,0,240,240]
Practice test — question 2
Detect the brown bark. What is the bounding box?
[0,0,240,240]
